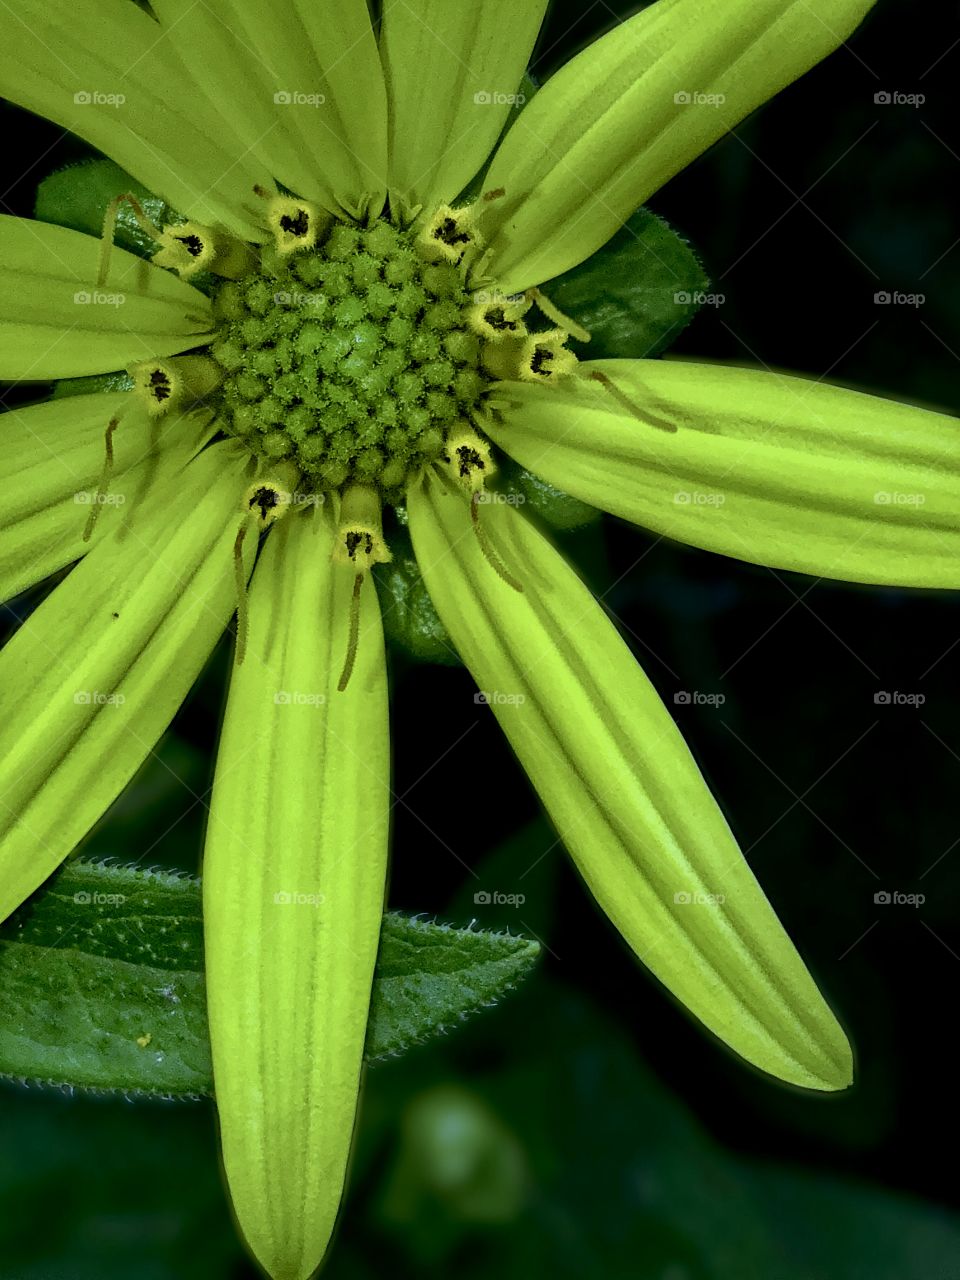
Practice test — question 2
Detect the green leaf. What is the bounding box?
[0,860,539,1095]
[35,158,175,259]
[546,207,709,359]
[501,461,600,531]
[375,527,462,665]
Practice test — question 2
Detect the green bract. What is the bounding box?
[1,0,956,1278]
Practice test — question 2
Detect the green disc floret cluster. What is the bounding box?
[210,218,489,494]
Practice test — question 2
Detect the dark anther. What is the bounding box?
[149,370,171,402]
[280,210,310,237]
[435,217,470,247]
[486,306,519,333]
[456,446,484,478]
[175,233,204,257]
[482,187,506,202]
[530,346,554,375]
[249,486,280,522]
[344,530,374,559]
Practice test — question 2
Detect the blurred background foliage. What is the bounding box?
[2,0,960,1275]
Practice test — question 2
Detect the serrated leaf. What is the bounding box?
[0,861,539,1096]
[374,528,461,666]
[547,206,709,359]
[370,914,539,1059]
[502,461,600,531]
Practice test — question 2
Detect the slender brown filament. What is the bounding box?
[98,193,164,287]
[471,492,523,593]
[82,414,120,542]
[589,370,678,433]
[337,572,364,693]
[233,520,250,665]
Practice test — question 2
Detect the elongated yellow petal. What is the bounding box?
[0,217,212,380]
[204,507,390,1280]
[482,0,875,292]
[488,359,960,587]
[380,0,547,212]
[408,472,851,1090]
[152,0,388,218]
[0,392,216,603]
[0,0,270,238]
[0,441,254,921]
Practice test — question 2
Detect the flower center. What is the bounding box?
[209,218,488,495]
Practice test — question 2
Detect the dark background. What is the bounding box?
[2,1,960,1276]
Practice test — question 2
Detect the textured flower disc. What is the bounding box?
[210,218,489,497]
